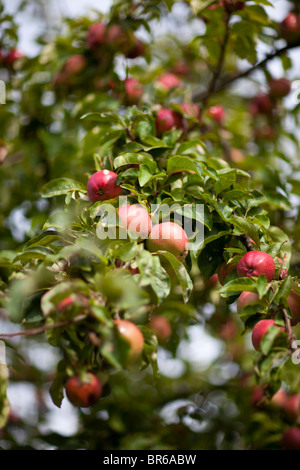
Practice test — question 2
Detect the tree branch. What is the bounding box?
[0,314,87,339]
[193,40,300,103]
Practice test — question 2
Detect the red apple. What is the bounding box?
[126,38,146,58]
[124,77,143,104]
[249,94,275,115]
[218,261,238,285]
[147,222,189,259]
[171,61,190,77]
[204,273,220,288]
[287,290,300,326]
[237,291,261,314]
[280,13,300,43]
[269,78,291,98]
[114,319,144,361]
[282,427,300,450]
[106,24,127,50]
[156,108,187,135]
[64,54,87,75]
[219,320,237,341]
[180,103,200,118]
[65,372,102,407]
[251,319,283,351]
[237,251,275,282]
[271,388,288,408]
[156,73,182,91]
[87,170,122,202]
[57,294,88,313]
[118,204,152,239]
[284,394,300,422]
[208,105,225,123]
[5,48,24,66]
[86,23,107,48]
[149,315,172,343]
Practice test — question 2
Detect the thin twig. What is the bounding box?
[193,41,300,103]
[0,314,87,339]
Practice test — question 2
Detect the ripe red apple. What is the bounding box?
[5,48,24,66]
[204,273,220,288]
[87,170,122,202]
[171,61,190,77]
[280,13,300,43]
[251,319,283,350]
[207,105,225,123]
[118,204,152,239]
[124,77,143,104]
[86,22,107,48]
[147,222,189,259]
[156,108,187,135]
[126,38,146,58]
[282,427,300,450]
[251,385,267,409]
[218,261,238,285]
[156,73,182,91]
[269,78,291,98]
[57,294,88,313]
[249,94,275,115]
[271,388,288,409]
[63,54,87,75]
[237,251,275,282]
[287,290,300,326]
[149,316,172,343]
[114,319,144,361]
[222,0,245,11]
[284,394,300,422]
[180,103,200,119]
[237,291,261,314]
[105,24,127,50]
[65,372,102,407]
[219,320,237,341]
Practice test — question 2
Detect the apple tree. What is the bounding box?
[0,0,300,450]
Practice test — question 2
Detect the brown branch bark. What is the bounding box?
[0,314,87,339]
[193,40,300,103]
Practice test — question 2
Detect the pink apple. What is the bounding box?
[64,54,87,75]
[208,105,225,123]
[180,103,200,118]
[118,204,152,239]
[124,77,143,104]
[287,290,300,326]
[86,23,107,48]
[237,251,275,282]
[237,291,261,314]
[147,222,189,259]
[87,170,122,202]
[156,108,187,135]
[149,316,172,343]
[156,73,182,91]
[280,13,300,43]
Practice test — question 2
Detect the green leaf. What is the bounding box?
[157,252,193,303]
[41,178,86,198]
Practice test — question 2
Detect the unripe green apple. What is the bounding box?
[237,251,275,282]
[147,222,189,259]
[65,372,102,407]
